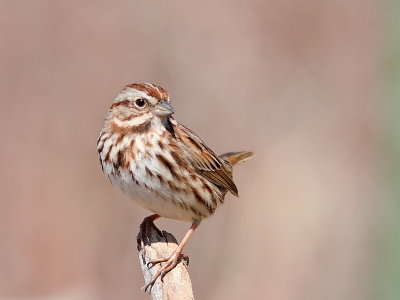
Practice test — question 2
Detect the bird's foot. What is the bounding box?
[142,250,189,292]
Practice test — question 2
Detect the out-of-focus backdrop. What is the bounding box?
[0,0,397,299]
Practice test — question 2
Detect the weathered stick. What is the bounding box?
[137,222,194,299]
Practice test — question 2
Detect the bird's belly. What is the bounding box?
[132,192,197,223]
[102,162,213,222]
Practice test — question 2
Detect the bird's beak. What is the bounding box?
[153,100,175,117]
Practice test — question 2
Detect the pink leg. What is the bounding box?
[143,220,200,291]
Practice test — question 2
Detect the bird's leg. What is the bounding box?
[137,214,161,252]
[142,220,200,292]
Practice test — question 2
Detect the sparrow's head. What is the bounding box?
[105,83,175,133]
[110,83,174,118]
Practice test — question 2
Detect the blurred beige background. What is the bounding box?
[0,0,383,299]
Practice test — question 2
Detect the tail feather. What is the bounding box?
[220,151,254,166]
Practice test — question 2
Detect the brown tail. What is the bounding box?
[220,151,254,166]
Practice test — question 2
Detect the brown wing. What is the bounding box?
[172,120,239,196]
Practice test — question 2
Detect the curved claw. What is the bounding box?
[159,258,180,281]
[142,251,187,292]
[141,221,200,293]
[147,255,170,268]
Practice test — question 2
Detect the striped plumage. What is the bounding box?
[97,83,252,290]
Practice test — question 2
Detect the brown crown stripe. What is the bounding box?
[126,83,169,101]
[156,154,180,179]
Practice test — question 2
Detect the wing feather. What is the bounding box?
[172,121,239,196]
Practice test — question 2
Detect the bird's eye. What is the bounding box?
[134,98,147,108]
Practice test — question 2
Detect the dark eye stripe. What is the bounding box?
[110,99,130,109]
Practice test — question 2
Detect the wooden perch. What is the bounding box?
[137,222,194,299]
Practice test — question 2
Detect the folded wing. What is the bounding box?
[174,122,239,196]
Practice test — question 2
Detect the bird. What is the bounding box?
[97,83,253,290]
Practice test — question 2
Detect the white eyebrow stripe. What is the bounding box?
[114,88,150,103]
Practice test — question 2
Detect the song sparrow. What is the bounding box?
[97,83,252,290]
